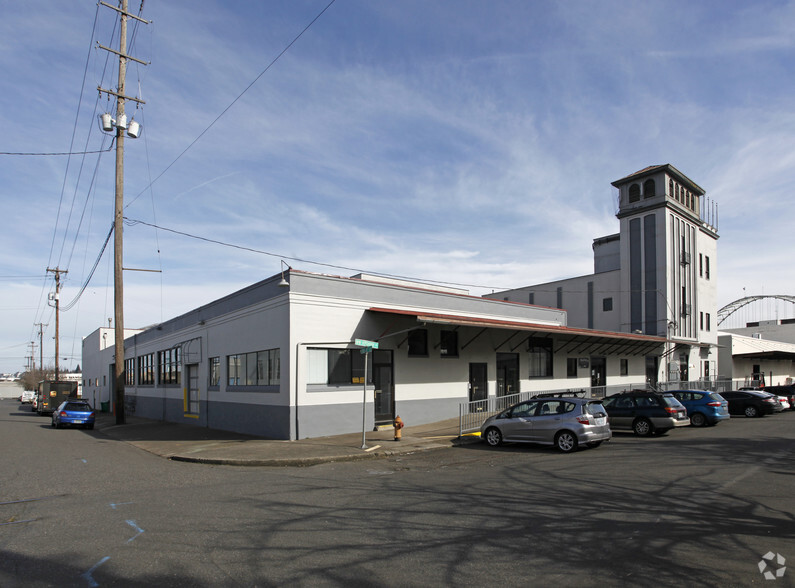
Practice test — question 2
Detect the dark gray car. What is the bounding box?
[480,397,611,453]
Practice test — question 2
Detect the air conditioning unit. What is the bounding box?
[680,304,691,317]
[680,252,691,265]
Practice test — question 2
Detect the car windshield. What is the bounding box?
[585,402,606,416]
[661,395,682,408]
[64,403,91,411]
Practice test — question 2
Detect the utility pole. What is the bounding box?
[97,0,148,425]
[35,322,46,378]
[46,267,67,380]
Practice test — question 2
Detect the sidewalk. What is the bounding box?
[94,413,481,467]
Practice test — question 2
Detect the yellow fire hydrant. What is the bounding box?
[394,415,404,441]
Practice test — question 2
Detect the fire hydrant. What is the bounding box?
[394,415,404,441]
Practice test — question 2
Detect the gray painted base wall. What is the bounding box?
[127,392,464,441]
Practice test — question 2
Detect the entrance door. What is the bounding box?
[469,363,487,402]
[646,356,658,387]
[591,356,606,396]
[373,350,394,425]
[497,353,519,397]
[185,364,199,415]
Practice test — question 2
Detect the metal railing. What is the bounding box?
[458,382,647,436]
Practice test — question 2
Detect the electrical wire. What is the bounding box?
[125,0,338,209]
[123,217,515,292]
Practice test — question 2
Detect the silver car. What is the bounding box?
[480,397,611,453]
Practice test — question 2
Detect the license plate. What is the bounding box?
[73,420,84,424]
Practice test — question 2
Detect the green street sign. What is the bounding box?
[354,338,379,349]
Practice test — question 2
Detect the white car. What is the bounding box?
[20,390,36,404]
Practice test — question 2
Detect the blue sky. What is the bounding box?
[1,0,794,373]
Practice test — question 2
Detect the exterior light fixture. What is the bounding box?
[97,112,142,138]
[278,260,291,288]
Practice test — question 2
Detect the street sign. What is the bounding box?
[354,339,379,349]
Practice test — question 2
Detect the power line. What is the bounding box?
[0,145,114,156]
[126,0,338,209]
[123,217,514,292]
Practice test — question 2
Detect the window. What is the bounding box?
[158,347,181,385]
[700,312,704,330]
[228,348,280,387]
[137,353,155,385]
[705,256,710,279]
[440,330,458,357]
[643,179,655,199]
[307,348,370,385]
[408,329,428,356]
[556,287,563,309]
[706,313,711,331]
[629,183,641,202]
[699,254,703,277]
[603,297,613,312]
[528,292,535,304]
[124,357,135,386]
[620,359,628,376]
[209,357,220,387]
[668,179,674,198]
[528,337,553,378]
[567,357,578,378]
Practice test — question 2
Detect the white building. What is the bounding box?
[488,164,720,387]
[717,319,795,387]
[82,270,664,440]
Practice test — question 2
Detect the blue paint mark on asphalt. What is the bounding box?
[82,459,87,463]
[125,519,144,543]
[82,556,109,587]
[109,502,134,509]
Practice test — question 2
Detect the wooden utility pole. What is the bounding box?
[46,267,67,380]
[97,0,148,425]
[35,322,45,377]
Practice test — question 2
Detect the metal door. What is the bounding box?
[373,350,393,425]
[469,363,487,402]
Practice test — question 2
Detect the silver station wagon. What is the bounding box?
[480,397,611,453]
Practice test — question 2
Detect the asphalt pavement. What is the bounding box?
[93,412,480,467]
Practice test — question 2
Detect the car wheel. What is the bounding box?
[555,431,578,453]
[690,413,707,427]
[484,427,503,447]
[744,405,758,418]
[633,418,653,437]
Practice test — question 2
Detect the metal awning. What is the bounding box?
[732,350,795,360]
[368,307,666,357]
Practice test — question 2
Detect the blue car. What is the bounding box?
[51,400,96,430]
[669,390,730,427]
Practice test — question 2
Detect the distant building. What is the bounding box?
[487,164,720,387]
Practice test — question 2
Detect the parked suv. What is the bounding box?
[722,390,777,417]
[601,390,689,436]
[669,390,730,427]
[480,396,611,453]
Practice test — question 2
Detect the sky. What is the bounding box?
[1,0,795,373]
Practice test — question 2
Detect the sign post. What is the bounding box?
[354,339,379,449]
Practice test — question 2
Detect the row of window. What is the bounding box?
[211,349,281,387]
[627,178,697,213]
[122,346,281,389]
